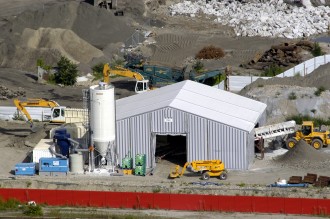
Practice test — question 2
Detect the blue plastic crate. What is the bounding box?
[39,158,69,173]
[15,163,35,176]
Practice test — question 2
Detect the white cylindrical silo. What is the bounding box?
[89,82,116,158]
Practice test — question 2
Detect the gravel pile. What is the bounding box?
[0,85,25,100]
[272,140,330,169]
[169,0,330,38]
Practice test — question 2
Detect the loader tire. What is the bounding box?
[311,139,322,150]
[202,172,210,180]
[219,172,228,180]
[286,138,297,150]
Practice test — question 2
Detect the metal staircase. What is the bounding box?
[255,120,296,140]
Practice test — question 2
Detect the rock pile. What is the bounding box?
[169,0,330,38]
[273,140,330,169]
[0,85,25,100]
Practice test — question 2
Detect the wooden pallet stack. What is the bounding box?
[302,173,317,184]
[314,176,330,188]
[288,176,302,184]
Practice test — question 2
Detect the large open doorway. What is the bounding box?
[154,134,187,166]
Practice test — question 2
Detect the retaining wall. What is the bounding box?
[0,188,328,216]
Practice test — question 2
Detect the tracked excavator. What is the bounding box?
[103,63,150,93]
[169,160,228,180]
[13,98,66,132]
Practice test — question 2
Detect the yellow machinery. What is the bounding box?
[13,98,66,131]
[286,121,330,150]
[169,160,228,180]
[103,63,150,93]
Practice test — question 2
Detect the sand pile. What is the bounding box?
[20,27,103,64]
[273,140,330,169]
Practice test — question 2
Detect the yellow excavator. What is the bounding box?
[13,98,66,131]
[103,63,150,93]
[169,160,228,180]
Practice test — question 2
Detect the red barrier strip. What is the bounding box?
[0,188,328,216]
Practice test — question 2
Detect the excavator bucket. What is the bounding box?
[168,165,181,179]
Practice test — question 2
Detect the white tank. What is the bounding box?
[89,82,116,157]
[70,153,84,173]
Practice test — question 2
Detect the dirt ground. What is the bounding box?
[0,1,330,217]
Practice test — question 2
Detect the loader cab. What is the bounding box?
[51,106,66,123]
[301,121,313,136]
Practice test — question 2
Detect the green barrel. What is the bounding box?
[134,165,146,176]
[122,157,133,169]
[135,154,146,166]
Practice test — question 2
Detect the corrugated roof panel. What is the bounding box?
[182,81,266,113]
[175,89,261,124]
[116,80,266,132]
[170,99,254,131]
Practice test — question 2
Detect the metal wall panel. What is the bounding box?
[207,120,248,170]
[116,107,253,170]
[116,119,132,166]
[130,114,151,167]
[151,107,186,133]
[187,114,208,161]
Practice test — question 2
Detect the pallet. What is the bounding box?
[288,176,302,184]
[303,173,317,184]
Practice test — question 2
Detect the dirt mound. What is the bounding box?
[1,1,135,48]
[0,1,136,71]
[20,27,103,63]
[273,140,330,169]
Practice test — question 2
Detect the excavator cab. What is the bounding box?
[51,106,66,123]
[135,80,150,93]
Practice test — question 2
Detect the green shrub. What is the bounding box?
[92,63,105,81]
[263,64,283,77]
[286,114,330,126]
[311,42,324,57]
[193,61,204,73]
[203,73,226,86]
[54,56,78,86]
[314,86,326,96]
[23,205,43,216]
[0,198,20,210]
[288,92,297,100]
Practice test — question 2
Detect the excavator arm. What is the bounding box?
[103,63,149,93]
[13,98,61,131]
[13,99,34,127]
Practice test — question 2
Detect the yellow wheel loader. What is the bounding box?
[168,160,227,180]
[286,121,330,150]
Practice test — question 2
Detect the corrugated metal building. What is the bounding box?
[116,80,267,170]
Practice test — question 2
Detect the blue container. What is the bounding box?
[53,129,70,157]
[15,163,35,176]
[39,158,69,173]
